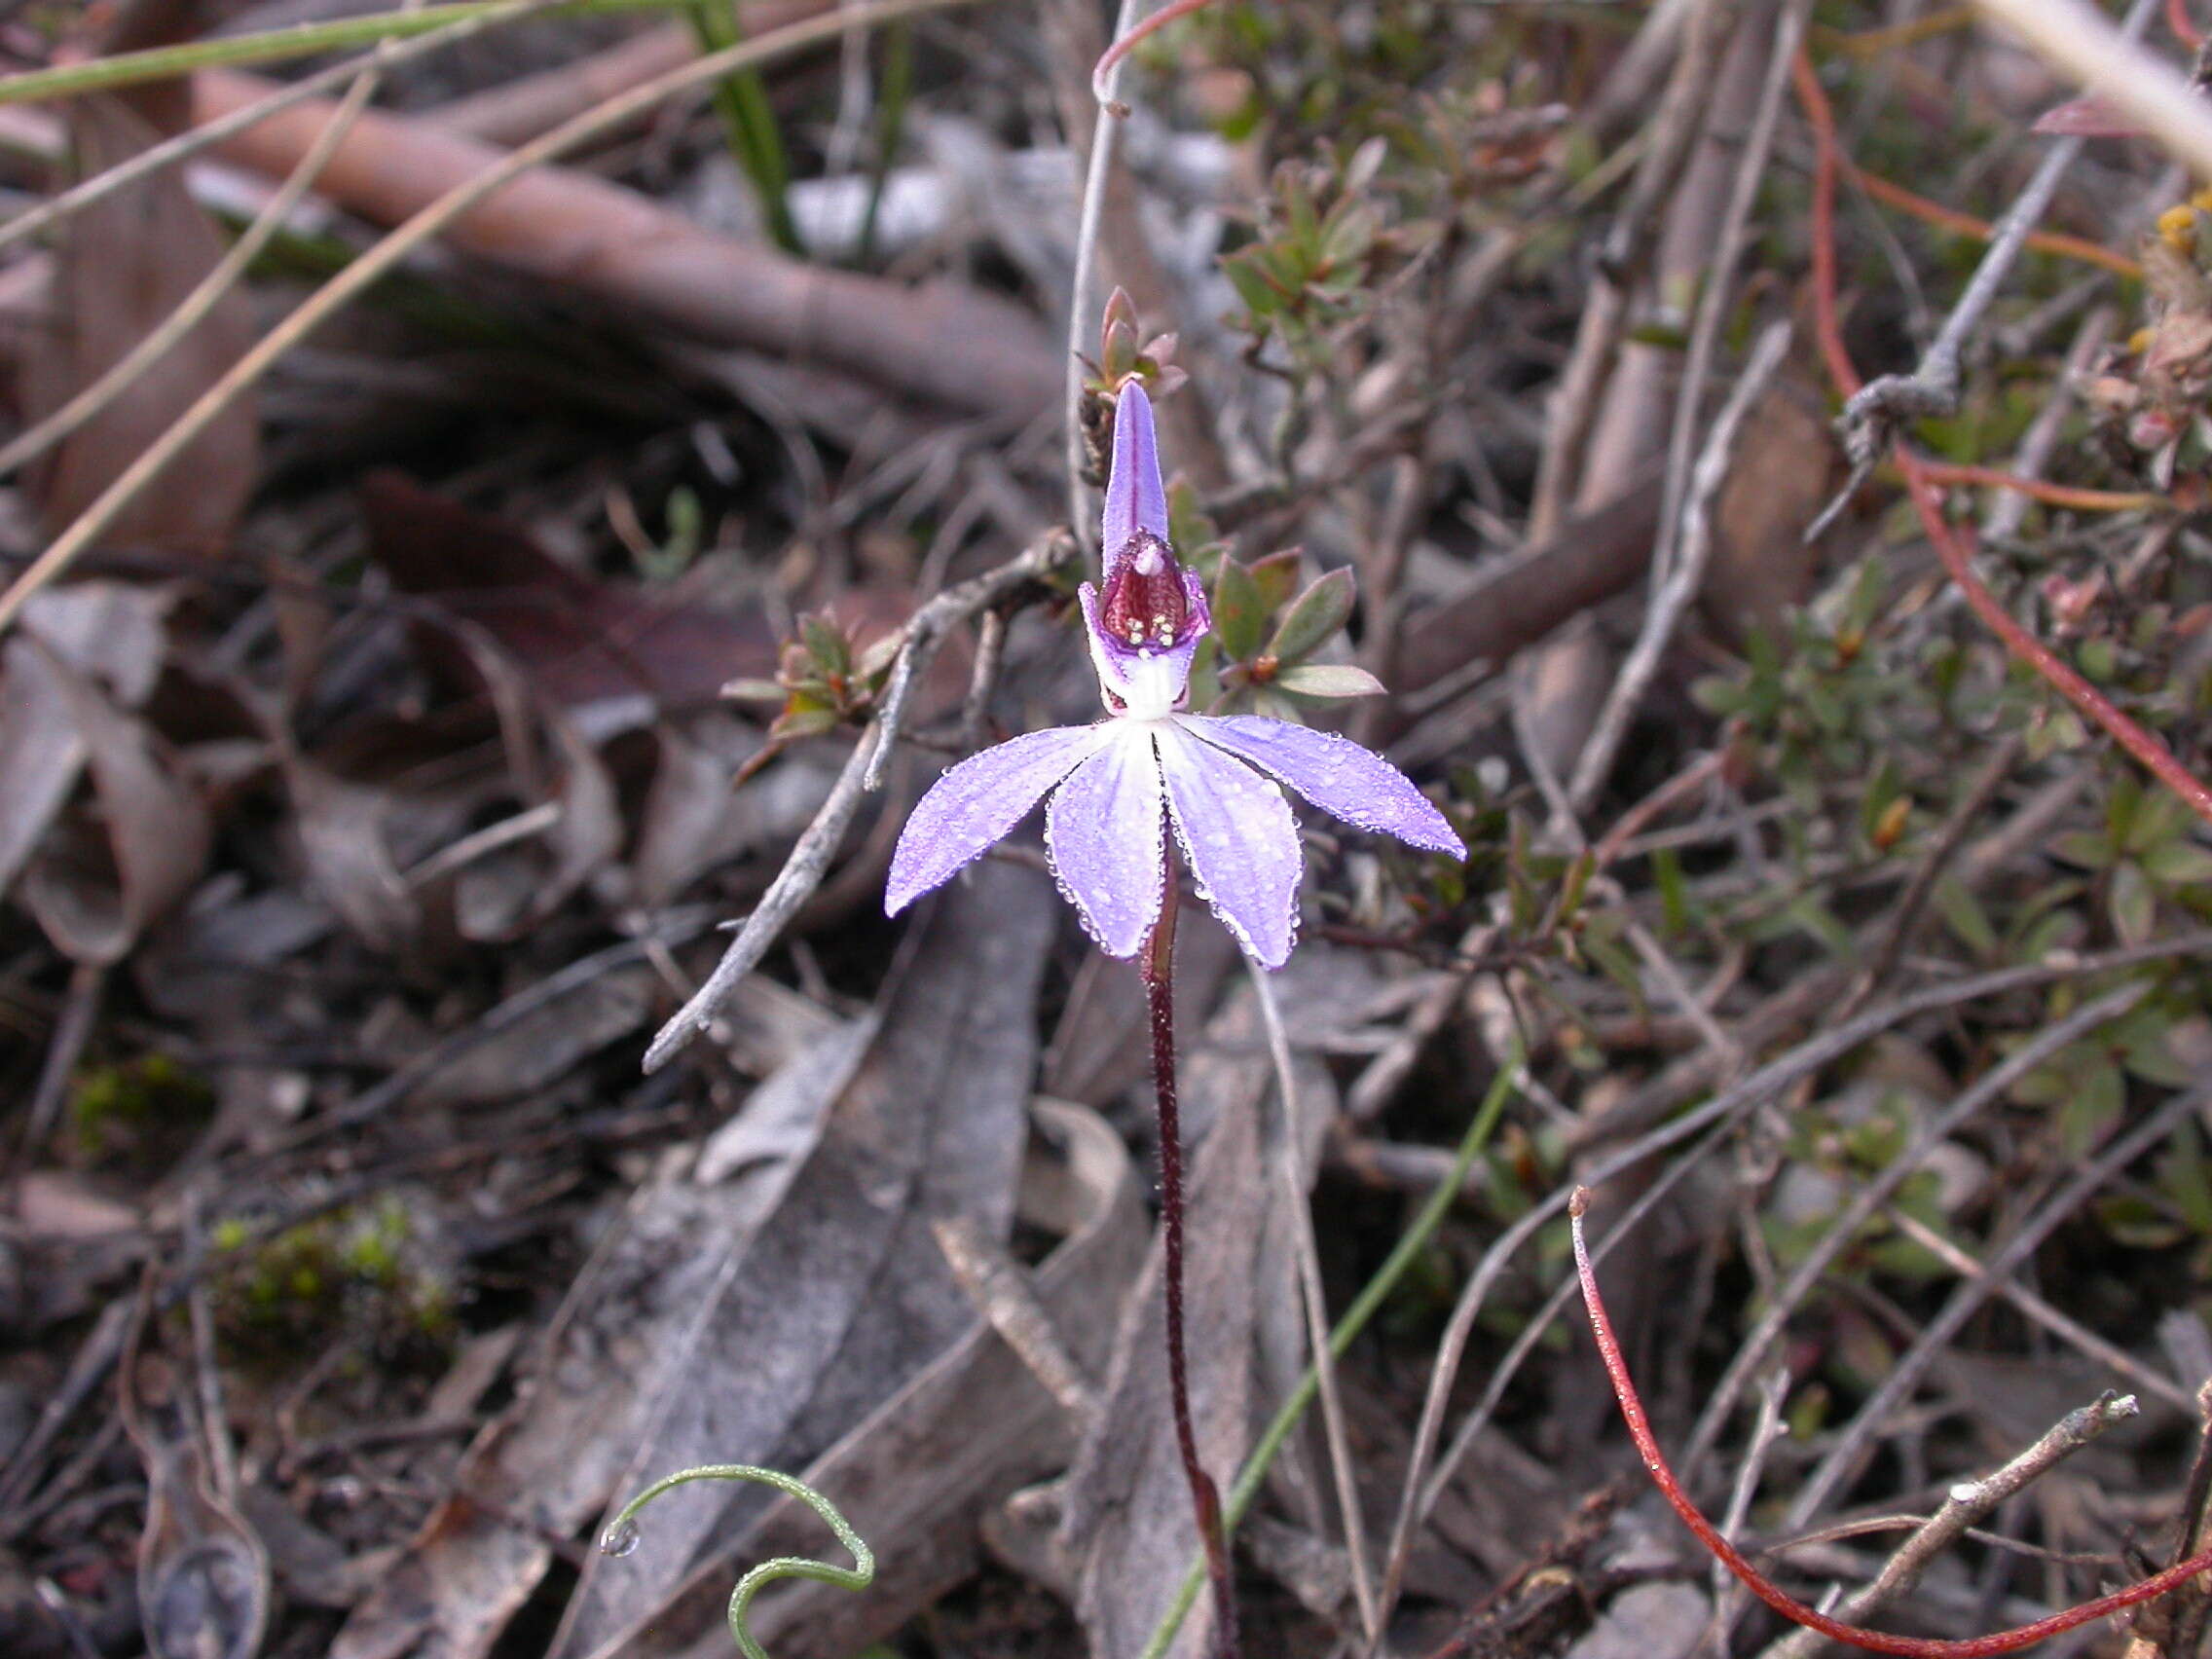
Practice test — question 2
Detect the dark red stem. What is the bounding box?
[1569,1187,2212,1655]
[1141,850,1240,1659]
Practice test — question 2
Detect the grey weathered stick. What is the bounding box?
[1883,1207,2197,1415]
[1712,1371,1793,1647]
[1567,318,1789,809]
[644,533,1074,1070]
[1810,0,2158,536]
[1763,1392,2143,1659]
[1678,977,2156,1483]
[1779,1084,2212,1531]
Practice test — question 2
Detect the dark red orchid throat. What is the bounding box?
[1100,530,1192,649]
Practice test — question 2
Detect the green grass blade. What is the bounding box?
[687,0,804,255]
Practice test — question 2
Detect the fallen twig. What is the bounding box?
[1567,318,1790,810]
[642,532,1074,1070]
[1577,1176,2212,1654]
[0,0,1027,636]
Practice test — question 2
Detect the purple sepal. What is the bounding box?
[1175,715,1465,858]
[1045,724,1166,957]
[886,724,1107,915]
[1156,721,1302,969]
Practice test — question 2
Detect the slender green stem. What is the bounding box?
[687,0,804,255]
[1134,1050,1522,1659]
[602,1462,873,1659]
[855,18,911,266]
[0,0,682,105]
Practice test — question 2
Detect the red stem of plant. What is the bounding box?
[1791,48,2212,833]
[1141,848,1240,1659]
[1898,465,2212,829]
[1569,1188,2212,1655]
[1091,0,1226,107]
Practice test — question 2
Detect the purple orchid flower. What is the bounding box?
[885,383,1465,968]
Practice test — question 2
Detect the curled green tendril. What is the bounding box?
[601,1464,874,1659]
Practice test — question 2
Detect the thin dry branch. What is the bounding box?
[1764,1392,2144,1659]
[188,62,1057,418]
[1566,318,1790,809]
[1677,979,2157,1483]
[0,0,1018,636]
[643,533,1074,1070]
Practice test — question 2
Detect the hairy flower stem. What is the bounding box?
[1140,848,1240,1659]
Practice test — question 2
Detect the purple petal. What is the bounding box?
[1175,715,1465,858]
[1101,383,1169,581]
[1156,721,1303,969]
[1045,723,1165,957]
[887,725,1107,915]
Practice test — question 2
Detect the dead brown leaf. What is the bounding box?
[18,640,211,965]
[360,472,775,713]
[19,45,256,552]
[594,1095,1148,1659]
[328,860,1059,1659]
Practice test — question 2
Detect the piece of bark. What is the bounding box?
[189,70,1061,422]
[1387,469,1663,707]
[594,1098,1149,1659]
[22,89,257,551]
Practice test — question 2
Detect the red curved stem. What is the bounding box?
[1091,0,1226,107]
[1792,48,2212,832]
[1570,1188,2212,1655]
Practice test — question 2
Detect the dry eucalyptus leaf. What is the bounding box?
[551,861,1058,1658]
[328,861,1057,1659]
[19,641,211,964]
[20,92,256,552]
[0,636,88,897]
[596,1096,1148,1659]
[20,579,175,706]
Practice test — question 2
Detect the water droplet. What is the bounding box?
[601,1519,642,1558]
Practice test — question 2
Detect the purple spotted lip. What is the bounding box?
[885,382,1465,968]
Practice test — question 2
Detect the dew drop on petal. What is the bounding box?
[601,1519,642,1558]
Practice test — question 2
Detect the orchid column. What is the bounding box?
[888,380,1465,1655]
